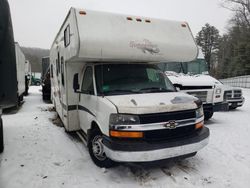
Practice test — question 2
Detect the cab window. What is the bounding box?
[81,66,94,95]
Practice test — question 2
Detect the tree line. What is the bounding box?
[196,0,250,78]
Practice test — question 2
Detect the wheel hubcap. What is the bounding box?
[92,135,106,161]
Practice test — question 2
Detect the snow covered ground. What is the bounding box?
[0,86,250,188]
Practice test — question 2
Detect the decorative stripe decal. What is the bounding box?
[59,100,95,117]
[78,105,96,117]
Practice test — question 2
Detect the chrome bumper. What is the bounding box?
[103,127,209,162]
[104,138,209,162]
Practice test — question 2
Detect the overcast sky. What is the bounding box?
[8,0,232,49]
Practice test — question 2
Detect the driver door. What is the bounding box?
[78,66,97,133]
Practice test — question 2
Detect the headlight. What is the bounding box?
[216,88,222,94]
[109,114,140,128]
[196,106,204,118]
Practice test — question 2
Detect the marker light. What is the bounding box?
[79,11,87,15]
[136,18,142,22]
[195,121,204,130]
[110,131,143,138]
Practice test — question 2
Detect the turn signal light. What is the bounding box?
[110,130,143,138]
[195,121,204,129]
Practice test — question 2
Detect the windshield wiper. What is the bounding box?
[139,87,173,93]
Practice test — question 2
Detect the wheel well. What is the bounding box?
[87,121,101,147]
[90,121,100,132]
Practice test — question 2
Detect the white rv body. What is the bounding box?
[15,43,26,100]
[50,8,209,167]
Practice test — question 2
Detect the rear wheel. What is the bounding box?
[88,129,116,168]
[0,117,4,153]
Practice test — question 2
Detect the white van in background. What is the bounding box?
[50,8,209,168]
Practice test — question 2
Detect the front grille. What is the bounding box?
[224,90,242,100]
[187,91,208,102]
[224,91,232,100]
[139,110,196,124]
[233,90,242,98]
[144,125,196,141]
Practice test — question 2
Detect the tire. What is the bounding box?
[229,106,237,110]
[204,111,214,121]
[0,117,4,153]
[88,129,116,168]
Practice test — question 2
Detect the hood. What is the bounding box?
[166,73,216,87]
[105,92,198,114]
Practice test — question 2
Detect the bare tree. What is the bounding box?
[221,0,250,27]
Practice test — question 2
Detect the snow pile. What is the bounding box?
[0,86,250,188]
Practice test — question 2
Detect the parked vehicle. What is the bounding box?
[14,42,26,105]
[42,57,51,101]
[42,70,51,101]
[50,8,209,168]
[158,49,228,120]
[0,0,18,153]
[31,75,41,86]
[181,50,245,109]
[41,56,50,81]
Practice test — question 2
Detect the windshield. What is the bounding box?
[185,59,209,74]
[95,64,175,96]
[158,59,209,75]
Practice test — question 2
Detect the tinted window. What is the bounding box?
[81,67,94,95]
[61,57,65,86]
[64,25,70,47]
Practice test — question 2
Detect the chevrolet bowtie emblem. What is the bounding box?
[164,121,177,129]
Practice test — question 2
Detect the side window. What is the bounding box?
[56,59,58,76]
[57,52,60,73]
[81,67,94,95]
[61,57,65,86]
[64,25,70,47]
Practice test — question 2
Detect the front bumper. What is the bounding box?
[203,102,229,112]
[213,102,229,111]
[103,127,209,162]
[227,97,245,107]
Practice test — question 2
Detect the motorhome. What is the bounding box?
[50,8,209,167]
[0,0,18,152]
[158,49,228,120]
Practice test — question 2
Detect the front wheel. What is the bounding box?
[204,111,214,121]
[88,129,116,168]
[0,117,4,153]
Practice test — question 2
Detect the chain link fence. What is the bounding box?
[220,75,250,88]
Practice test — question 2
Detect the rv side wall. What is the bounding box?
[15,43,26,97]
[65,62,83,131]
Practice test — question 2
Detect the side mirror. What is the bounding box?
[73,73,80,92]
[173,84,181,92]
